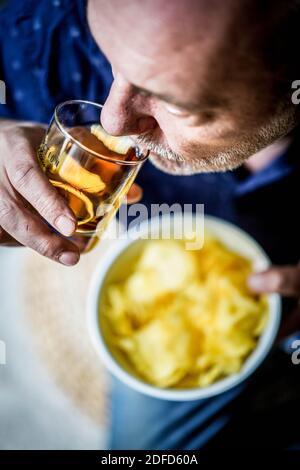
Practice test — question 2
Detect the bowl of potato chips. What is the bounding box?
[88,214,281,400]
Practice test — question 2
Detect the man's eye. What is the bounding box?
[164,103,189,116]
[138,89,151,98]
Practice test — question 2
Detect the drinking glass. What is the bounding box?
[37,100,149,252]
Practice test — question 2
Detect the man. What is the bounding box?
[0,0,300,449]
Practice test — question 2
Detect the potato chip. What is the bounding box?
[125,240,197,304]
[100,234,268,389]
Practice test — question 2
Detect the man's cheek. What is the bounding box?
[167,133,202,159]
[153,113,222,156]
[150,120,182,150]
[155,116,192,146]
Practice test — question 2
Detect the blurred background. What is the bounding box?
[0,242,113,449]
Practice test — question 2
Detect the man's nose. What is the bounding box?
[101,77,157,136]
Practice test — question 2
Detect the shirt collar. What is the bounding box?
[233,141,297,197]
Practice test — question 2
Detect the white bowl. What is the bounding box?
[87,214,281,401]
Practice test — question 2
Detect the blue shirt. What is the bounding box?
[1,0,300,449]
[0,0,112,121]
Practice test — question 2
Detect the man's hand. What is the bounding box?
[0,120,142,265]
[248,265,300,339]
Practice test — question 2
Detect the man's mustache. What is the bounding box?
[135,134,184,162]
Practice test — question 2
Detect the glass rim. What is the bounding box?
[54,99,149,165]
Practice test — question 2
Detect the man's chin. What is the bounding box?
[149,151,241,175]
[149,152,185,175]
[149,152,208,175]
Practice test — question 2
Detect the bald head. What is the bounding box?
[88,0,300,174]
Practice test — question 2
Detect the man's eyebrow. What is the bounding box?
[133,85,226,111]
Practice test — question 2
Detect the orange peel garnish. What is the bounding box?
[91,124,133,155]
[58,154,106,194]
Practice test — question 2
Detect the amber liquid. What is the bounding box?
[37,125,140,243]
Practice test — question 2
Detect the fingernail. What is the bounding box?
[247,274,265,290]
[59,251,80,266]
[55,215,76,236]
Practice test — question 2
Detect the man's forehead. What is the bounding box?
[88,0,233,54]
[88,0,256,108]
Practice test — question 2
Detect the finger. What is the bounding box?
[5,136,77,237]
[0,226,22,247]
[0,197,80,266]
[248,266,300,296]
[126,184,143,204]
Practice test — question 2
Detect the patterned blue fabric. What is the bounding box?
[0,0,300,450]
[0,0,112,122]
